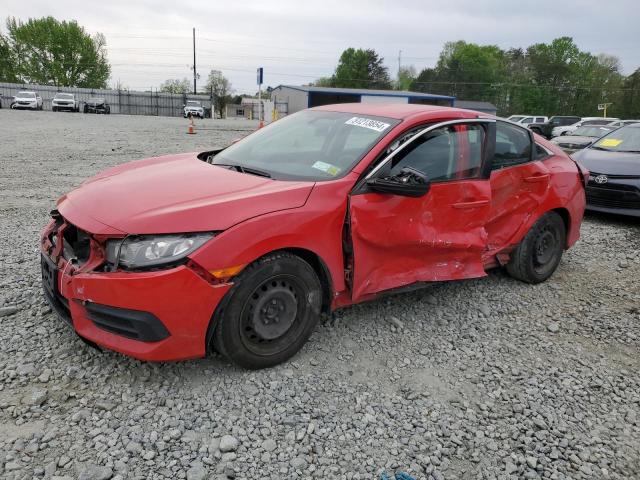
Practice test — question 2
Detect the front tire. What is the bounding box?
[212,252,322,369]
[506,211,566,284]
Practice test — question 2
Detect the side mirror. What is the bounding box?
[366,167,431,198]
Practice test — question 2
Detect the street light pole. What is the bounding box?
[192,28,197,95]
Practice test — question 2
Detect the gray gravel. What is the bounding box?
[1,109,640,479]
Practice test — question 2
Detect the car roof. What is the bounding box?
[311,103,487,121]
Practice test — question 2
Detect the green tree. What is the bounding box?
[396,66,416,91]
[5,16,110,88]
[310,76,334,87]
[0,33,18,82]
[205,70,233,118]
[333,48,391,89]
[159,78,191,94]
[619,68,640,119]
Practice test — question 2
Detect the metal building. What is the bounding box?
[271,85,455,115]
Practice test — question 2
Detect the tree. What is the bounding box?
[205,70,233,118]
[333,48,391,89]
[0,34,18,82]
[159,78,191,94]
[310,76,334,87]
[396,66,416,90]
[5,16,110,88]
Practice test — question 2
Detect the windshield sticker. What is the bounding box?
[312,161,341,176]
[598,138,623,147]
[345,117,391,132]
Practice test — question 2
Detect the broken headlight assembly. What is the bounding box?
[105,233,215,270]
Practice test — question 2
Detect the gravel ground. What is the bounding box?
[1,109,639,480]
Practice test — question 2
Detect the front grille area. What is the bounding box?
[62,224,91,264]
[587,195,640,210]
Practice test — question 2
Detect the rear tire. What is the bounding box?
[212,252,322,369]
[506,211,566,284]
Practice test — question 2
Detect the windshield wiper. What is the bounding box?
[590,146,611,151]
[213,163,272,178]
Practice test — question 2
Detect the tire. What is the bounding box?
[106,107,110,114]
[83,105,88,113]
[212,252,322,369]
[506,211,566,284]
[52,106,57,112]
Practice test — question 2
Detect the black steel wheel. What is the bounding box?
[212,252,322,369]
[506,211,566,284]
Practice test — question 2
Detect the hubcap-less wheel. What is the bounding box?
[533,228,558,268]
[240,275,305,354]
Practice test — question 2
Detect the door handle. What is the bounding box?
[452,200,490,209]
[524,173,550,183]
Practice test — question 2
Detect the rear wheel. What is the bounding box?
[506,211,566,284]
[212,252,322,369]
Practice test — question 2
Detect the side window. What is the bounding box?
[389,124,484,182]
[491,121,532,170]
[536,117,546,123]
[520,117,533,124]
[534,143,550,160]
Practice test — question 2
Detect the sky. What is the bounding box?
[3,0,640,94]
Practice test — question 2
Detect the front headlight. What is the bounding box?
[105,233,214,269]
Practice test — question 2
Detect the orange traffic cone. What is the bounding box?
[258,120,264,129]
[187,116,196,135]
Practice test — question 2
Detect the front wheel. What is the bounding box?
[506,211,566,284]
[212,252,322,369]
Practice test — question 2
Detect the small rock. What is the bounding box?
[219,435,239,452]
[290,456,307,469]
[547,322,560,333]
[23,389,48,406]
[387,316,404,330]
[262,439,277,452]
[526,456,538,469]
[0,305,19,317]
[78,464,113,480]
[186,464,207,480]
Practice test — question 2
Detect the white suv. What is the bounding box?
[183,100,204,118]
[52,93,79,112]
[11,91,43,110]
[552,117,618,137]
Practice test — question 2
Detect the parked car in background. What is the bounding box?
[10,91,43,110]
[551,125,614,154]
[552,117,618,137]
[608,119,640,127]
[507,115,526,122]
[573,123,640,217]
[516,116,548,126]
[528,116,581,139]
[41,104,586,368]
[52,93,79,112]
[183,100,204,118]
[84,97,111,114]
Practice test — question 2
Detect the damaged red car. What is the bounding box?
[41,104,586,368]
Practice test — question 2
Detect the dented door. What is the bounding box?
[349,120,494,301]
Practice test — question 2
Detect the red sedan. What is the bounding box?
[41,104,586,368]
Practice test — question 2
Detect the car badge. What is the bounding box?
[594,174,608,184]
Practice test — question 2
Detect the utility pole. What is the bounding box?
[192,27,197,94]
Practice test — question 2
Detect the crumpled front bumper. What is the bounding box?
[40,242,231,362]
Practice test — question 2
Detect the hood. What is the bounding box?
[553,135,595,146]
[573,148,640,176]
[57,153,314,235]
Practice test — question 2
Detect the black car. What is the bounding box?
[528,116,581,139]
[84,97,111,114]
[573,124,640,217]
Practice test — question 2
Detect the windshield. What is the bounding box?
[90,97,105,103]
[187,101,201,107]
[55,93,74,99]
[18,92,35,98]
[213,110,399,181]
[508,116,525,122]
[572,126,613,137]
[592,125,640,153]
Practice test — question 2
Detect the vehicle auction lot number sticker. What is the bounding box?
[345,117,391,132]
